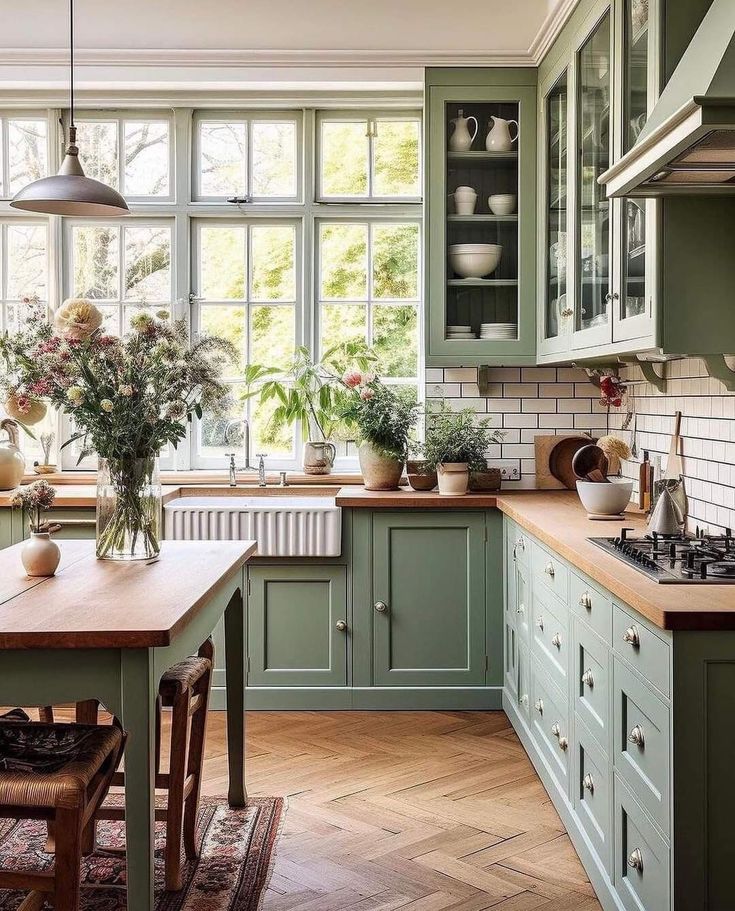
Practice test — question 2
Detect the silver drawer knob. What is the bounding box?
[520,693,529,706]
[628,724,645,748]
[516,603,525,615]
[516,536,525,551]
[544,561,555,578]
[558,736,569,751]
[551,633,562,649]
[581,668,594,687]
[534,698,544,715]
[623,625,640,647]
[536,616,544,631]
[579,591,592,609]
[582,773,594,793]
[628,848,644,873]
[336,620,347,632]
[374,601,388,613]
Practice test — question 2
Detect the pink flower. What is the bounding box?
[360,371,375,386]
[14,395,31,415]
[359,387,374,401]
[29,380,51,396]
[342,370,362,388]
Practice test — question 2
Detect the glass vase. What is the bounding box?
[96,456,161,561]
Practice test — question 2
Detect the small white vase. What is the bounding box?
[21,532,60,577]
[437,463,469,496]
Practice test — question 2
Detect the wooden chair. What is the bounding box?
[40,637,214,892]
[0,721,125,911]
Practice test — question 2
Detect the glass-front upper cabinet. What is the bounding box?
[574,6,613,348]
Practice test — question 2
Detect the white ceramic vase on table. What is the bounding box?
[21,532,60,577]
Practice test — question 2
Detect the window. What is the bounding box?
[0,115,48,199]
[0,219,48,330]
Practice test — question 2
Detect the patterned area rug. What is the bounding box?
[0,796,283,910]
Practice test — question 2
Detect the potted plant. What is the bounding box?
[10,479,60,576]
[244,341,376,475]
[406,445,438,491]
[340,376,418,490]
[422,402,504,496]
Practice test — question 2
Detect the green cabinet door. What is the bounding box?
[0,511,14,550]
[29,507,97,540]
[372,511,487,686]
[247,564,348,687]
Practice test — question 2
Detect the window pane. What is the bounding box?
[251,121,296,197]
[251,305,294,370]
[7,119,48,195]
[77,121,118,188]
[201,305,247,374]
[372,223,419,299]
[373,119,420,197]
[72,226,119,300]
[124,304,170,331]
[199,121,247,196]
[320,121,368,197]
[373,304,418,377]
[252,391,294,457]
[320,303,366,355]
[6,224,47,300]
[124,225,171,302]
[251,225,295,301]
[199,390,242,457]
[200,225,246,300]
[124,121,170,196]
[96,305,119,335]
[319,223,367,300]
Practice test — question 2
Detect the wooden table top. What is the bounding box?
[0,539,256,649]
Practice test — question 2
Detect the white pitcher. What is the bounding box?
[485,116,519,152]
[448,110,478,152]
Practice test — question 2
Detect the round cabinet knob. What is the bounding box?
[517,603,525,616]
[628,724,645,748]
[605,292,613,303]
[534,699,544,715]
[374,601,388,613]
[581,668,594,688]
[516,537,525,552]
[536,616,544,631]
[520,694,529,706]
[551,722,561,738]
[579,591,592,610]
[336,620,348,632]
[628,848,644,873]
[551,633,562,649]
[582,773,595,793]
[623,625,640,647]
[612,292,620,301]
[558,736,569,751]
[544,561,555,578]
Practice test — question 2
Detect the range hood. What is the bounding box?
[600,0,735,196]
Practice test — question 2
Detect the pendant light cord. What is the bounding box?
[69,0,75,128]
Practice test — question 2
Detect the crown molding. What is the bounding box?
[529,0,581,64]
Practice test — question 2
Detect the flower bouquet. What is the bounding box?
[0,300,234,560]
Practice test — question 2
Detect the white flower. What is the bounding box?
[100,398,114,413]
[67,385,84,405]
[118,384,134,397]
[165,400,187,420]
[54,298,104,340]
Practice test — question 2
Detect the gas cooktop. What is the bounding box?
[589,527,735,583]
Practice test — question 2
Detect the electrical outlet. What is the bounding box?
[493,462,521,481]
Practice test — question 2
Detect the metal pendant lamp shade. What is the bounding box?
[10,0,129,217]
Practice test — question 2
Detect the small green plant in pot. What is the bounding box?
[340,376,419,490]
[422,402,503,496]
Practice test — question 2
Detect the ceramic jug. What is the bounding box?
[448,110,478,152]
[0,419,25,491]
[303,440,336,475]
[485,116,519,152]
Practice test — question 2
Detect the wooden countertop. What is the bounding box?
[336,486,735,632]
[0,539,256,649]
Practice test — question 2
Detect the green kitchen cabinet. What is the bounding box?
[370,511,488,686]
[425,68,538,366]
[247,564,348,687]
[40,507,97,540]
[0,510,15,549]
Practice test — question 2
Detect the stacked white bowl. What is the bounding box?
[446,324,476,339]
[448,243,502,279]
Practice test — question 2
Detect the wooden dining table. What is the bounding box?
[0,537,257,911]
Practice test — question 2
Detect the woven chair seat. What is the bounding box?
[0,722,123,810]
[159,656,211,701]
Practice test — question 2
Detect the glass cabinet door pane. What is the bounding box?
[545,72,568,341]
[577,12,611,333]
[621,0,651,321]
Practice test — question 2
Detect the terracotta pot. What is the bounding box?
[359,441,404,491]
[4,395,47,426]
[437,462,469,496]
[21,532,60,577]
[303,440,336,475]
[406,459,437,491]
[469,468,502,491]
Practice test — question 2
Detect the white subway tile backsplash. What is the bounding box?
[444,367,477,383]
[521,367,557,382]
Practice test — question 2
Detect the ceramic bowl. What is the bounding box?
[448,243,502,279]
[488,194,517,216]
[576,478,633,516]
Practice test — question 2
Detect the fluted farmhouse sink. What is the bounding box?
[164,496,341,557]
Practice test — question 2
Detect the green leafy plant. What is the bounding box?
[244,341,376,444]
[340,379,419,461]
[420,401,504,470]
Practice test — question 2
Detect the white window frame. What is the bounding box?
[0,110,52,201]
[0,217,49,329]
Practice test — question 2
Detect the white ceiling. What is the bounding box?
[1,0,572,95]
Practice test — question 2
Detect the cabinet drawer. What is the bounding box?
[573,717,612,877]
[613,657,670,836]
[614,776,670,911]
[613,603,670,698]
[570,570,612,644]
[531,659,570,796]
[517,640,531,725]
[508,521,530,570]
[573,617,610,753]
[532,588,568,693]
[531,540,569,603]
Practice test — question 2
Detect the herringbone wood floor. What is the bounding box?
[200,711,603,911]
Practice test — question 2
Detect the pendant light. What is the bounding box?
[10,0,129,216]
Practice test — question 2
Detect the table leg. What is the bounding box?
[120,649,157,911]
[224,584,246,807]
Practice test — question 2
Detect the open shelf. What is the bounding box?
[447,278,518,287]
[447,214,518,223]
[447,151,518,164]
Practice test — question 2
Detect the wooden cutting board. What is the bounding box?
[535,434,595,490]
